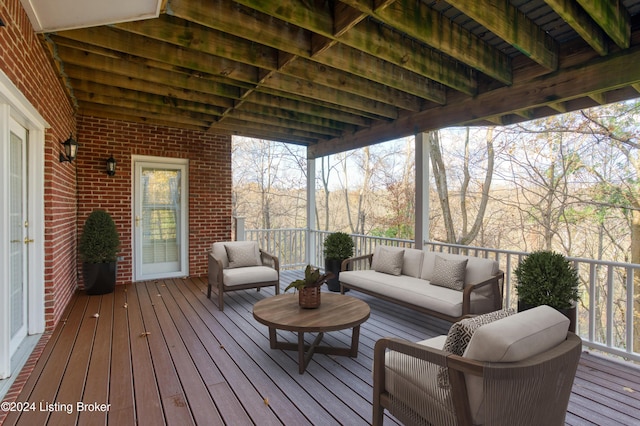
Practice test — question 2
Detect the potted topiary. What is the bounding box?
[284,265,334,308]
[79,209,120,295]
[514,250,580,332]
[323,231,354,292]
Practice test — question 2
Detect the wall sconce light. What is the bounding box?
[106,155,117,176]
[59,134,78,163]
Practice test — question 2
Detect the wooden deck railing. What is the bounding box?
[240,224,640,362]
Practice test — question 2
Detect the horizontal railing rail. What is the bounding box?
[240,226,639,362]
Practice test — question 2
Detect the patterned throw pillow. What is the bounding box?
[438,309,515,387]
[371,247,404,276]
[430,256,467,290]
[224,243,260,268]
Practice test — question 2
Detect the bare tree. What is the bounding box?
[429,128,494,245]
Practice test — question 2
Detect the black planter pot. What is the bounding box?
[83,261,117,295]
[325,258,348,292]
[517,301,576,333]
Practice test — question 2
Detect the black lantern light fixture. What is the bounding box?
[59,134,78,163]
[106,155,117,176]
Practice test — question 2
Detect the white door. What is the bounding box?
[133,157,188,280]
[8,119,28,355]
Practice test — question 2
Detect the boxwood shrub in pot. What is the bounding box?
[323,232,354,292]
[79,209,120,295]
[514,250,580,332]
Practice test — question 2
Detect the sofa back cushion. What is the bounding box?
[421,251,499,286]
[372,246,424,278]
[212,241,261,269]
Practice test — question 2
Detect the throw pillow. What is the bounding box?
[371,247,404,276]
[430,256,467,290]
[224,243,260,268]
[438,309,515,387]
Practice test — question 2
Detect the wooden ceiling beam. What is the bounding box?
[65,66,233,108]
[544,0,608,56]
[226,109,342,138]
[168,0,449,101]
[310,44,640,157]
[576,0,630,49]
[238,102,359,133]
[56,26,258,83]
[54,45,240,105]
[79,102,213,128]
[259,73,398,119]
[210,117,325,143]
[446,0,558,70]
[116,16,428,111]
[341,0,511,84]
[75,89,223,120]
[245,92,371,128]
[228,0,476,94]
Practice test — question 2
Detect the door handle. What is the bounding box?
[10,239,20,243]
[24,237,34,244]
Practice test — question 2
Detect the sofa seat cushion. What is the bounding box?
[339,270,492,318]
[223,266,278,287]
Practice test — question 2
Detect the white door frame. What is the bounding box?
[0,71,47,379]
[132,155,189,281]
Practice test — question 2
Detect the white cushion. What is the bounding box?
[222,266,278,286]
[212,241,260,269]
[339,270,494,318]
[225,242,261,268]
[371,247,404,275]
[464,305,570,361]
[422,252,499,286]
[463,305,571,423]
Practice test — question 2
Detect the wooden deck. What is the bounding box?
[2,271,640,425]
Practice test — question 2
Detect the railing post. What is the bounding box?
[306,149,317,266]
[234,217,245,241]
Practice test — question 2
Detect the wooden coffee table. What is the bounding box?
[253,292,370,374]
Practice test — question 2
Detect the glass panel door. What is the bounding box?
[9,119,27,355]
[134,159,188,280]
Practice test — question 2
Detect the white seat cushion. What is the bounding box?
[222,266,278,286]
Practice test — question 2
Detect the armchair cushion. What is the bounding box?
[224,242,261,268]
[443,308,515,357]
[223,266,279,286]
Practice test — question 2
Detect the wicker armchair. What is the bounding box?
[373,306,582,426]
[208,241,279,311]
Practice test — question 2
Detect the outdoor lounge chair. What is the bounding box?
[208,241,280,311]
[372,305,582,426]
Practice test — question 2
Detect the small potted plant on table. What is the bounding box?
[514,250,580,332]
[285,265,334,308]
[79,209,120,295]
[323,232,354,292]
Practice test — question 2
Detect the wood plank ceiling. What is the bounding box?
[41,0,640,157]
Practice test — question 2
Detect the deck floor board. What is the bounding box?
[3,270,640,425]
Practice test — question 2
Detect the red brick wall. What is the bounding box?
[0,0,78,328]
[76,116,232,284]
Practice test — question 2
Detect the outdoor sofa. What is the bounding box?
[339,246,504,322]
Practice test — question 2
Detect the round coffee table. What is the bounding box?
[253,292,370,374]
